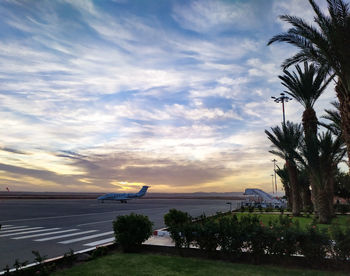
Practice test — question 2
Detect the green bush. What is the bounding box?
[194,218,219,252]
[164,209,192,248]
[267,216,300,256]
[330,225,350,261]
[217,215,243,257]
[113,213,153,252]
[297,224,330,262]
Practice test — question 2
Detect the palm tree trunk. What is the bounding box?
[284,184,292,210]
[286,160,301,216]
[302,108,320,214]
[326,176,335,218]
[302,107,318,136]
[336,82,350,169]
[317,189,331,224]
[301,184,312,212]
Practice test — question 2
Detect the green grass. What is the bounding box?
[52,253,347,276]
[233,213,350,231]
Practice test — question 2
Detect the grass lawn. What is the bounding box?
[52,253,347,276]
[233,212,350,231]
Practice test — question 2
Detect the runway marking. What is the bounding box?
[84,237,115,247]
[35,230,97,242]
[0,227,43,234]
[0,211,120,223]
[0,225,24,230]
[59,231,114,244]
[13,229,79,240]
[76,220,112,226]
[0,228,60,237]
[0,225,12,227]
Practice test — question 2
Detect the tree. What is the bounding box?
[321,101,343,137]
[299,132,346,223]
[276,165,292,208]
[279,62,331,136]
[268,0,350,169]
[335,171,350,202]
[278,62,331,214]
[265,122,303,215]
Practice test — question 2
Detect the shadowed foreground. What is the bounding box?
[52,253,347,276]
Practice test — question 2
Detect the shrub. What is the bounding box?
[194,218,219,252]
[248,206,254,213]
[330,225,350,261]
[113,213,153,252]
[240,206,245,212]
[297,225,330,262]
[164,209,192,248]
[267,216,300,256]
[217,215,243,257]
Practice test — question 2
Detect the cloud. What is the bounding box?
[172,0,264,33]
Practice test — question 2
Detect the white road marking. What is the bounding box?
[0,225,12,227]
[76,220,112,226]
[13,229,79,239]
[35,230,97,241]
[0,226,39,233]
[0,228,60,237]
[84,237,115,247]
[59,231,114,244]
[0,211,119,223]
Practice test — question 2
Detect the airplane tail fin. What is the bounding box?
[137,186,149,197]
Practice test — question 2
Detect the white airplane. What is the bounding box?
[97,186,149,203]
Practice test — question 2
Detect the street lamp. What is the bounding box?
[272,159,277,193]
[271,174,274,194]
[271,93,293,125]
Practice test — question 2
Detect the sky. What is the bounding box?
[0,0,342,193]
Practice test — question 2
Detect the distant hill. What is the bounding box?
[0,191,245,200]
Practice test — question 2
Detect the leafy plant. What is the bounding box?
[330,225,350,261]
[164,209,192,248]
[113,213,153,252]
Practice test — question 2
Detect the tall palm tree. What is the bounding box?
[279,62,332,136]
[268,0,350,171]
[265,122,303,215]
[299,132,346,223]
[279,62,331,214]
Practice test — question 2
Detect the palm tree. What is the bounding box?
[279,62,331,214]
[268,0,350,171]
[265,122,303,215]
[279,62,332,136]
[276,165,292,208]
[321,101,342,137]
[297,166,313,212]
[299,132,346,223]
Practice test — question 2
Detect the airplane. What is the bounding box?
[97,186,149,203]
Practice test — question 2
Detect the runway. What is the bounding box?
[0,198,241,269]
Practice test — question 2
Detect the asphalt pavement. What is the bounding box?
[0,198,241,269]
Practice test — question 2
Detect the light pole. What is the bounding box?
[271,93,292,125]
[272,159,277,193]
[226,202,232,212]
[271,174,274,194]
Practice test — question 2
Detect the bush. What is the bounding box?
[164,209,192,248]
[217,215,243,257]
[113,213,153,252]
[330,225,350,261]
[297,225,330,262]
[267,215,300,256]
[194,218,219,252]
